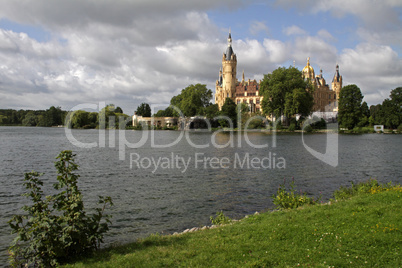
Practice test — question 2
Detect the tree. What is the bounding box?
[358,101,370,127]
[22,111,38,126]
[284,87,314,117]
[205,104,219,119]
[115,106,123,114]
[70,110,90,128]
[154,106,175,117]
[219,97,237,128]
[170,84,213,116]
[389,87,402,128]
[99,104,117,129]
[260,66,313,120]
[368,87,401,129]
[135,103,151,117]
[338,84,364,129]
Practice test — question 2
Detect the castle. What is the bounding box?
[215,32,343,114]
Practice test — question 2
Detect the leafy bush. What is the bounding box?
[272,178,321,209]
[8,150,113,267]
[333,179,399,200]
[210,211,232,225]
[288,123,296,132]
[303,124,313,133]
[397,124,402,133]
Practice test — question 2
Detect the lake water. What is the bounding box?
[0,126,401,265]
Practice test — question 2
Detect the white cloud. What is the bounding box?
[0,0,400,111]
[339,43,402,103]
[283,25,306,36]
[263,39,289,63]
[275,0,402,28]
[317,29,336,42]
[249,21,269,35]
[292,36,338,68]
[0,0,232,112]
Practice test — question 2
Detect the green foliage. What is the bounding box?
[22,111,38,126]
[154,106,175,117]
[1,107,66,127]
[333,179,398,200]
[170,84,213,116]
[205,104,220,119]
[97,104,130,129]
[246,116,266,129]
[135,103,151,117]
[272,178,321,209]
[288,123,296,131]
[8,151,113,267]
[210,211,232,225]
[237,103,266,130]
[65,111,99,129]
[260,66,313,118]
[338,84,364,129]
[398,124,402,133]
[219,97,237,128]
[303,124,313,133]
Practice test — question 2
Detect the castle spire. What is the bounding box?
[228,29,232,47]
[225,29,234,61]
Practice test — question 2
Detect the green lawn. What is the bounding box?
[64,186,401,267]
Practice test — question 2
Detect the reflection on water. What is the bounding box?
[0,127,401,264]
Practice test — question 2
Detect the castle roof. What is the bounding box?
[225,30,234,61]
[226,46,234,61]
[332,64,341,82]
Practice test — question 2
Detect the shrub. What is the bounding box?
[210,211,232,225]
[333,179,399,200]
[397,124,402,133]
[288,123,296,132]
[303,125,313,133]
[272,178,321,209]
[8,150,113,267]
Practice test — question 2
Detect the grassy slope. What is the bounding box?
[65,189,401,267]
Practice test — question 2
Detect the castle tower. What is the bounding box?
[331,64,342,101]
[302,57,315,83]
[215,30,237,109]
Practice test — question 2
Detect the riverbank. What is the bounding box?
[64,183,402,267]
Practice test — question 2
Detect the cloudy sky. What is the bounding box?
[0,0,401,114]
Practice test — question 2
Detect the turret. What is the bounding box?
[215,30,238,110]
[331,64,342,100]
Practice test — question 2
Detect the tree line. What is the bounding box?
[0,106,66,127]
[0,105,130,129]
[64,105,130,129]
[338,85,401,130]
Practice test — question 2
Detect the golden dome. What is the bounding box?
[302,57,315,80]
[302,57,314,73]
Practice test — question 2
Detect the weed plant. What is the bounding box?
[272,178,321,209]
[210,211,232,225]
[8,151,113,267]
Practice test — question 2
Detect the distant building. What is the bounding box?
[132,113,178,128]
[215,31,342,114]
[302,57,342,112]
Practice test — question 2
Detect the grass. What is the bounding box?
[63,182,402,267]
